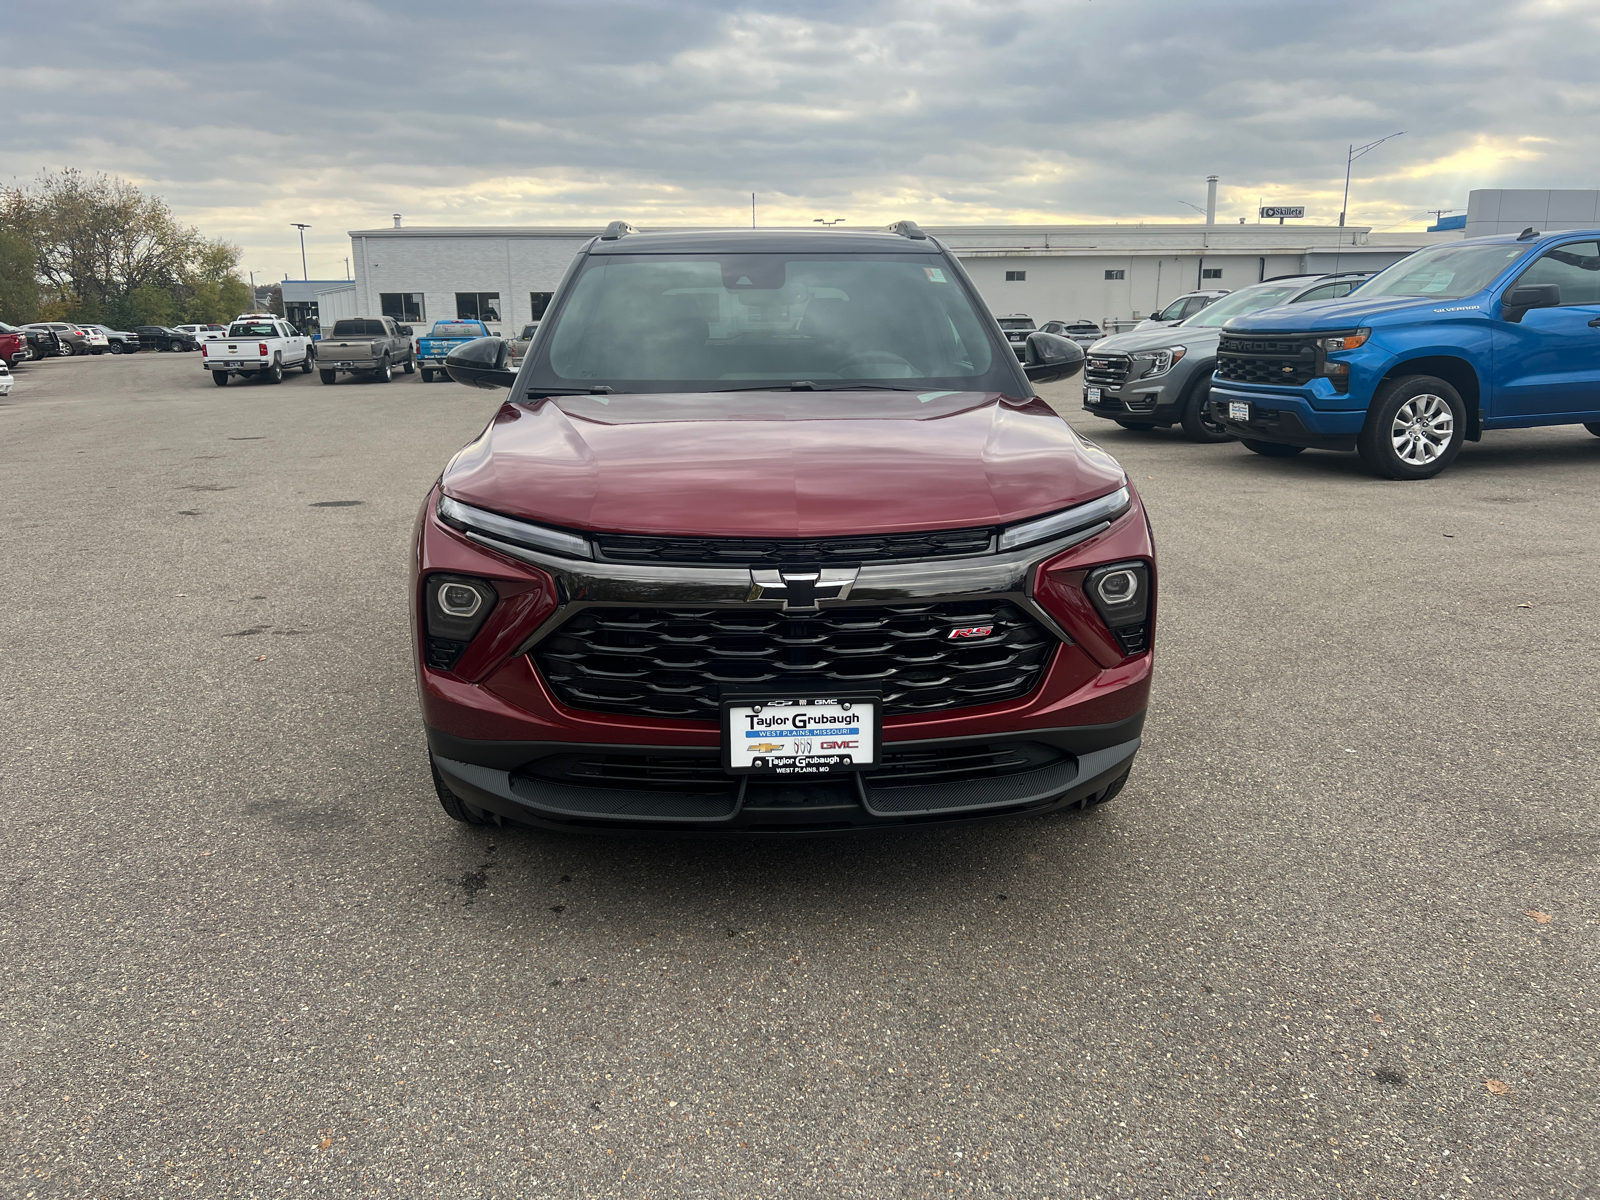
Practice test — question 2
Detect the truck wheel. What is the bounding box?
[301,352,314,374]
[108,342,123,354]
[376,356,393,383]
[212,371,230,387]
[421,368,433,383]
[319,369,337,385]
[1241,438,1305,457]
[264,360,284,385]
[1357,375,1465,480]
[60,342,77,357]
[1178,377,1231,443]
[431,756,491,825]
[168,340,184,353]
[403,356,415,375]
[1115,421,1154,431]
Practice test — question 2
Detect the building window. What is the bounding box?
[1104,269,1125,280]
[380,292,424,322]
[1202,268,1223,280]
[456,292,501,322]
[1005,270,1026,282]
[529,292,553,321]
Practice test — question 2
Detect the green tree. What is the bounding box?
[0,170,251,328]
[0,226,40,324]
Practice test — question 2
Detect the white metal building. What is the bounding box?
[342,221,1452,336]
[1464,189,1600,237]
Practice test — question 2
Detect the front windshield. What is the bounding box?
[1357,242,1532,301]
[1181,285,1299,328]
[534,253,1005,392]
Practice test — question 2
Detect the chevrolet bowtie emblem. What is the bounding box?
[748,567,858,611]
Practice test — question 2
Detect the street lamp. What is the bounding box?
[1339,133,1405,227]
[291,224,312,280]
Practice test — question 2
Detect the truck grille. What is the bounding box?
[534,601,1056,720]
[1084,353,1131,387]
[594,526,995,566]
[1217,334,1319,387]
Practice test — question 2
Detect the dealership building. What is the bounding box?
[291,187,1600,336]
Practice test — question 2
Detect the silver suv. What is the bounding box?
[1082,274,1368,442]
[1134,290,1229,330]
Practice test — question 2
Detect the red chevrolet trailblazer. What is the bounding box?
[414,222,1156,833]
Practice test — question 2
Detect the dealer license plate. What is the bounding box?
[1228,401,1251,421]
[226,360,241,367]
[1086,387,1102,403]
[337,361,354,367]
[722,695,880,776]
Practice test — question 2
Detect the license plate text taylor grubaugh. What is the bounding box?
[723,697,879,775]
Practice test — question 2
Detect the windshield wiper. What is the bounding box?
[526,385,623,397]
[787,381,922,392]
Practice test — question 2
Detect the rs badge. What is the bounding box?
[948,625,995,640]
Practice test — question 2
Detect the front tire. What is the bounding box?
[421,368,434,383]
[1178,377,1231,443]
[263,360,284,385]
[1356,375,1465,480]
[403,356,415,374]
[212,371,230,387]
[1241,438,1306,458]
[168,340,183,353]
[431,756,491,825]
[108,342,123,355]
[375,356,393,383]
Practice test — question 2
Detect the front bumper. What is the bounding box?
[1206,381,1365,451]
[412,486,1155,832]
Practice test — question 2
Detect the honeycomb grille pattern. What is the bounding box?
[594,527,995,566]
[1217,334,1318,387]
[534,601,1056,720]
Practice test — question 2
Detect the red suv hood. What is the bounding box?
[441,390,1125,538]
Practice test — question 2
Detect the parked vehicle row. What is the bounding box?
[1080,227,1600,478]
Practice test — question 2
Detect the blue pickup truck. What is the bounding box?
[1208,228,1600,478]
[418,320,492,383]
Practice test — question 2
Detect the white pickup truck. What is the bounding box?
[202,314,315,386]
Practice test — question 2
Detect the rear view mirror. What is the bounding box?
[1022,331,1086,384]
[398,325,413,336]
[445,336,518,389]
[1502,283,1560,322]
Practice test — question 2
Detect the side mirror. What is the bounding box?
[445,336,518,389]
[1503,282,1560,323]
[398,325,412,336]
[1022,331,1086,384]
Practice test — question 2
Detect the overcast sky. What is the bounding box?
[3,0,1596,281]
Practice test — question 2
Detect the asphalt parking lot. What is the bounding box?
[2,350,1596,1199]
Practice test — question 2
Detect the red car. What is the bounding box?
[414,223,1155,833]
[0,323,28,368]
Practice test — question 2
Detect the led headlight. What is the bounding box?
[999,486,1131,553]
[1135,346,1186,378]
[1085,560,1151,656]
[438,495,592,559]
[1317,329,1370,351]
[424,574,499,671]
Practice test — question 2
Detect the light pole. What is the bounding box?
[291,224,312,280]
[1339,133,1405,227]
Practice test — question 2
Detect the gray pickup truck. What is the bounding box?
[317,317,415,384]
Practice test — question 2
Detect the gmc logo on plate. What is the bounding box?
[947,625,995,640]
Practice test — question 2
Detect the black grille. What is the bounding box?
[1217,334,1319,387]
[522,741,1066,792]
[533,601,1056,721]
[1085,353,1131,387]
[594,527,994,567]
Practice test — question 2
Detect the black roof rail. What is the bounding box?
[887,220,928,240]
[1517,226,1541,240]
[600,221,638,241]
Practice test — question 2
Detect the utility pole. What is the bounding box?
[1339,133,1405,227]
[751,194,756,229]
[291,223,312,280]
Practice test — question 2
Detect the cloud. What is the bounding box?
[2,0,1598,272]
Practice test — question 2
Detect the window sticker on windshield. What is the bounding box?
[924,268,948,283]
